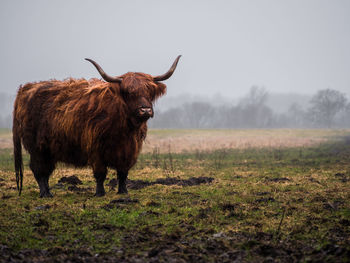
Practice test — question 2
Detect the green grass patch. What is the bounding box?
[0,130,349,262]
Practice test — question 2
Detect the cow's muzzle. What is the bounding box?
[138,107,154,119]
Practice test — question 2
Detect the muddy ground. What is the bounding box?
[1,174,350,262]
[1,220,349,262]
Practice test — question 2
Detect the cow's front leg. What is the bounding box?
[117,170,128,194]
[93,164,107,197]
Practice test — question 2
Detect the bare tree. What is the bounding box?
[240,86,268,108]
[183,102,215,128]
[286,102,307,127]
[238,86,273,128]
[149,108,185,128]
[308,89,347,128]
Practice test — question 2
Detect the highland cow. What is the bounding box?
[13,56,181,197]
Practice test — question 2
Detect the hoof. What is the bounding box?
[117,189,128,194]
[94,191,105,197]
[40,191,53,198]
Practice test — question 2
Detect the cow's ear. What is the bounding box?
[119,85,130,99]
[154,82,166,100]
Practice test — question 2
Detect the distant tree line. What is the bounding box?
[1,88,349,129]
[150,87,350,129]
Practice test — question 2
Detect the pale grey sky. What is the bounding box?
[0,0,349,98]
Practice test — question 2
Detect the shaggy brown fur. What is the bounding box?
[13,57,179,197]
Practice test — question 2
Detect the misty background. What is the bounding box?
[1,0,350,129]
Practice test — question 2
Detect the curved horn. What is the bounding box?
[85,58,122,83]
[153,55,181,81]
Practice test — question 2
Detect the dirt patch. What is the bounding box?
[221,203,236,211]
[106,178,118,190]
[334,173,349,183]
[1,194,12,199]
[126,179,152,190]
[34,204,51,211]
[146,201,161,207]
[107,177,214,191]
[267,177,290,182]
[322,200,344,211]
[67,185,91,192]
[102,197,139,210]
[255,197,276,203]
[256,191,270,196]
[157,176,214,186]
[58,175,82,185]
[220,203,238,218]
[54,175,91,192]
[127,176,214,190]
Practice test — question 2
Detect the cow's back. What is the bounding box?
[13,79,90,154]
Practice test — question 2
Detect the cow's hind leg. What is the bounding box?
[93,164,107,197]
[30,154,55,198]
[117,171,128,194]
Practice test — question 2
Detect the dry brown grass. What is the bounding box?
[142,129,350,153]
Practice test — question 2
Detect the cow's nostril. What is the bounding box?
[139,107,153,116]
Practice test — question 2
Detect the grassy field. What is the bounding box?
[0,129,350,262]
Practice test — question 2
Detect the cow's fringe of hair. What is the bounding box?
[49,78,128,153]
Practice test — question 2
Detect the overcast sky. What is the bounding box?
[0,0,349,98]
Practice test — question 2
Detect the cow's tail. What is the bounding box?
[13,118,23,196]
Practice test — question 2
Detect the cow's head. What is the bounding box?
[85,56,181,126]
